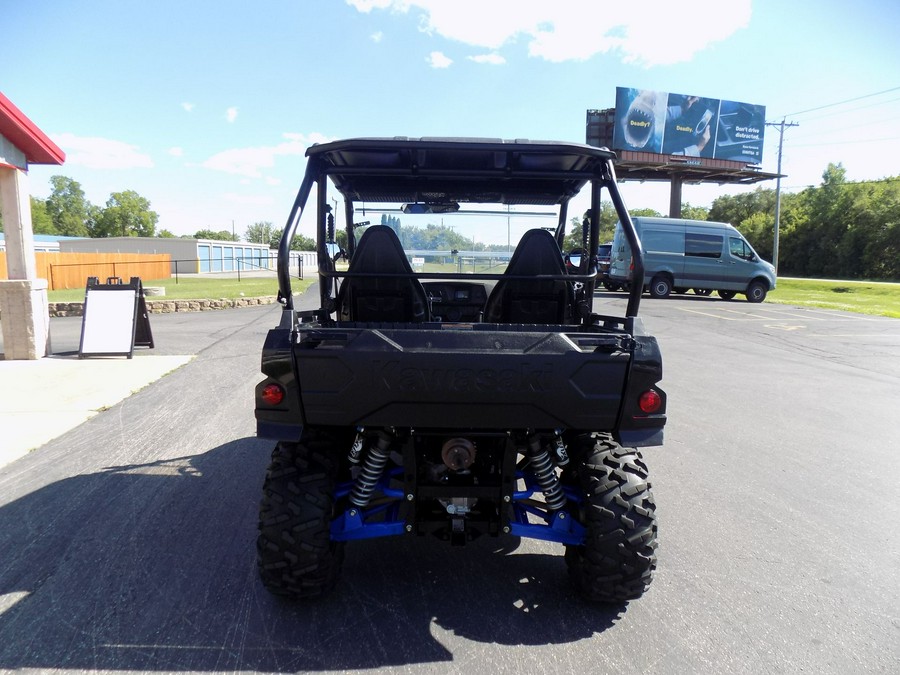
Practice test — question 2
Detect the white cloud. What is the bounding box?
[168,146,184,157]
[468,53,505,65]
[347,0,752,66]
[201,132,332,178]
[371,30,384,43]
[427,50,453,68]
[346,0,394,11]
[226,107,238,123]
[181,102,195,112]
[51,133,154,170]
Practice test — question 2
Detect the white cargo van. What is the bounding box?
[608,217,777,302]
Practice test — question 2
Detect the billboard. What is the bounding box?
[612,87,766,163]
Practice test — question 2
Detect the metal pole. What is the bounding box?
[767,118,798,275]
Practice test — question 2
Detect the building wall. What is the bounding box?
[59,237,273,274]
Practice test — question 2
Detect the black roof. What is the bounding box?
[305,137,617,206]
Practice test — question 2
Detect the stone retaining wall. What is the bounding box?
[47,295,277,317]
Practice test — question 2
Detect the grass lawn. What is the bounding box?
[768,278,900,319]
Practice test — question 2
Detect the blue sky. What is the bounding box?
[3,0,899,242]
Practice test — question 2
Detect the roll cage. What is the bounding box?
[276,137,646,319]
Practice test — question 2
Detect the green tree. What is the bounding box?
[708,188,776,227]
[194,229,236,241]
[564,202,620,251]
[630,207,663,218]
[45,175,94,236]
[857,179,900,279]
[335,228,348,250]
[784,164,851,277]
[379,213,401,234]
[775,167,900,279]
[738,211,774,260]
[680,203,709,221]
[289,233,315,250]
[157,229,176,238]
[564,215,585,252]
[93,190,158,237]
[244,221,278,246]
[30,197,56,234]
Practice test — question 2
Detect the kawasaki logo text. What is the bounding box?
[373,361,554,393]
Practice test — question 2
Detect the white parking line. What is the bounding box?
[771,306,881,321]
[806,333,900,338]
[750,307,827,321]
[723,308,788,320]
[678,307,741,320]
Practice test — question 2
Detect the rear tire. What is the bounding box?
[718,290,737,300]
[565,435,657,603]
[693,288,712,296]
[649,275,672,298]
[257,435,344,599]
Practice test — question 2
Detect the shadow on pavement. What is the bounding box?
[0,439,623,672]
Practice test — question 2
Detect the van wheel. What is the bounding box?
[746,280,768,303]
[718,290,737,300]
[649,275,672,298]
[693,288,712,296]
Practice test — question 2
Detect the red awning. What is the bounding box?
[0,91,66,166]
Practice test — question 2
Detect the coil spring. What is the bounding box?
[349,436,392,508]
[527,436,567,512]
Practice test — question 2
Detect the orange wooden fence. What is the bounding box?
[0,252,171,290]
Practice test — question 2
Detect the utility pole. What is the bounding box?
[766,118,798,275]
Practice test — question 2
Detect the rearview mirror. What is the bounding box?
[402,201,460,214]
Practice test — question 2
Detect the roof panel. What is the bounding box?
[306,137,615,205]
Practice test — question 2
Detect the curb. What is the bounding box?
[47,295,278,318]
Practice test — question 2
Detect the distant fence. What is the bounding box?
[0,250,317,290]
[0,252,172,290]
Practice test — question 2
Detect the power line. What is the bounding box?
[789,95,900,124]
[781,86,900,118]
[790,136,900,148]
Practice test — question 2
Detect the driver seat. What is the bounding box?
[336,225,430,322]
[483,228,575,324]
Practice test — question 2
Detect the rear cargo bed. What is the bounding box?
[294,323,633,429]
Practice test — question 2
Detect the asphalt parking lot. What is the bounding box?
[1,293,898,673]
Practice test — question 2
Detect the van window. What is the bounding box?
[685,233,723,259]
[729,237,755,261]
[643,229,682,254]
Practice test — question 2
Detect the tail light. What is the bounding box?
[260,383,285,406]
[638,389,662,414]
